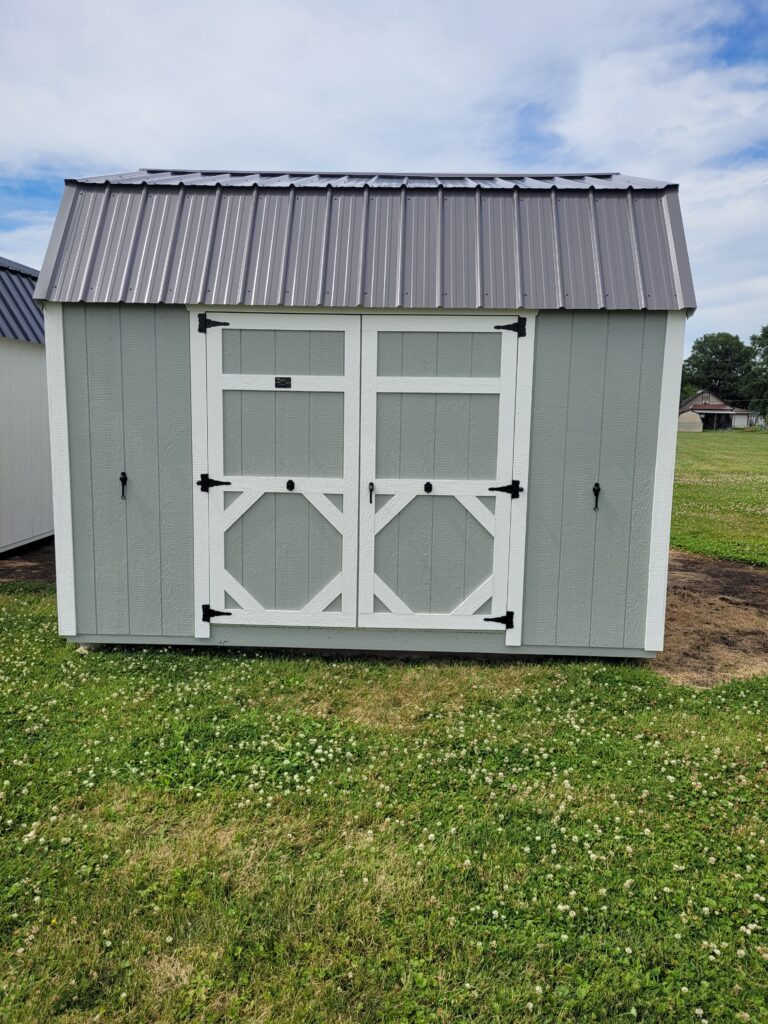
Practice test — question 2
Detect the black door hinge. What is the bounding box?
[494,316,526,337]
[484,610,515,629]
[197,472,231,492]
[197,313,230,333]
[489,480,524,499]
[202,604,232,623]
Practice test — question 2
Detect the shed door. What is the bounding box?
[199,313,360,630]
[358,316,532,644]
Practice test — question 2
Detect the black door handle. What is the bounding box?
[368,481,374,504]
[119,471,128,499]
[592,482,601,510]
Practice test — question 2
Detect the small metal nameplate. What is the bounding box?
[275,376,291,388]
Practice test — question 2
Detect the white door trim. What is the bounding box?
[504,315,536,646]
[191,310,360,632]
[190,311,212,637]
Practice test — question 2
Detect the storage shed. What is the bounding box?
[36,169,695,657]
[0,256,53,553]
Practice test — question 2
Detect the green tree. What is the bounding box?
[747,324,768,418]
[680,332,754,406]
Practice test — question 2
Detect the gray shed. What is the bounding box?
[0,256,53,553]
[37,169,695,657]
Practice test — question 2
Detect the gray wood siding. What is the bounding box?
[63,305,194,636]
[61,307,667,651]
[522,311,665,648]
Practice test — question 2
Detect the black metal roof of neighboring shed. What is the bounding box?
[0,256,44,344]
[35,169,696,313]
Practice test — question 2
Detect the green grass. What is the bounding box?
[1,586,767,1022]
[672,430,768,565]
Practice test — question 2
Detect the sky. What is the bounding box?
[1,0,766,351]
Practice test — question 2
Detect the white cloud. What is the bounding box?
[0,0,765,343]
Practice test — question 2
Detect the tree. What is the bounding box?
[747,324,768,419]
[680,333,754,406]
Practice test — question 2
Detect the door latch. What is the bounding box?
[592,482,601,510]
[119,470,128,499]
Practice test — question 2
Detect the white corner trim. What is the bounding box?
[645,310,686,651]
[43,303,76,635]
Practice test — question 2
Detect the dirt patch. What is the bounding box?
[0,537,55,583]
[1,539,765,686]
[657,549,768,686]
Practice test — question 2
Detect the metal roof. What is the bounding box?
[36,169,696,312]
[0,256,44,344]
[70,169,672,190]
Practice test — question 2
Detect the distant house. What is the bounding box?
[679,389,753,431]
[0,256,53,553]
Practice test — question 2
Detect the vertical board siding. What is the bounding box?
[63,306,98,632]
[63,304,194,637]
[589,312,644,647]
[519,314,572,645]
[523,311,666,648]
[120,306,163,634]
[85,306,130,634]
[555,313,608,647]
[156,308,195,635]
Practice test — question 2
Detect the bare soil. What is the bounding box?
[0,537,56,583]
[1,539,766,686]
[658,549,768,686]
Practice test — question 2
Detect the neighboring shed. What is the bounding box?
[678,410,703,432]
[0,256,53,553]
[37,169,695,657]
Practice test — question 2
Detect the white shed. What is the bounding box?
[0,257,53,553]
[36,169,696,658]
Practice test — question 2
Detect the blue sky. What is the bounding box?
[1,0,766,350]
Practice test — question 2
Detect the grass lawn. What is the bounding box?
[672,430,768,566]
[1,586,767,1022]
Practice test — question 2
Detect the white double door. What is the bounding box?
[193,312,532,644]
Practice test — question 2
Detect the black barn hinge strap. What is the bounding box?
[202,604,232,623]
[494,316,527,337]
[489,480,524,499]
[198,313,230,333]
[484,611,515,629]
[197,473,231,492]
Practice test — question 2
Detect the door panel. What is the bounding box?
[358,315,525,636]
[192,311,532,642]
[200,313,359,629]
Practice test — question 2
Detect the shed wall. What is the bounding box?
[0,337,53,552]
[61,305,668,652]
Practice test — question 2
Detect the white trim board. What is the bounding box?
[189,311,211,638]
[644,311,686,651]
[505,313,536,646]
[43,303,77,636]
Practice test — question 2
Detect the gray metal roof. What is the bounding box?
[71,169,672,190]
[36,169,696,312]
[0,256,44,344]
